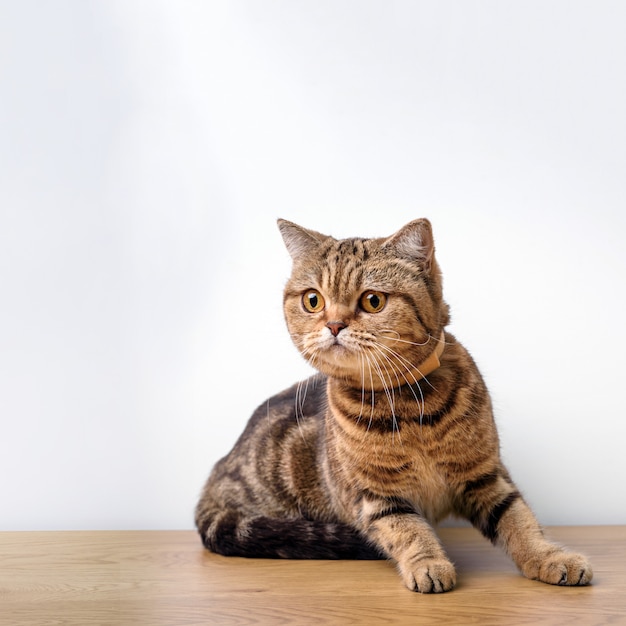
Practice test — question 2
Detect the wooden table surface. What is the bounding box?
[1,526,624,625]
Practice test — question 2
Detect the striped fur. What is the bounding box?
[195,218,592,593]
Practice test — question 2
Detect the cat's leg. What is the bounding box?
[357,495,456,593]
[460,471,593,586]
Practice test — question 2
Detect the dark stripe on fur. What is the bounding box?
[333,239,362,294]
[477,491,521,544]
[437,453,493,477]
[331,392,404,435]
[358,461,412,479]
[362,417,403,435]
[418,383,461,425]
[463,471,500,494]
[368,496,417,524]
[396,293,430,334]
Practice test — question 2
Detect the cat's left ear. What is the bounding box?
[383,218,435,272]
[277,219,326,262]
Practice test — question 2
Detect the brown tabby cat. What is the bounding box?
[195,218,593,593]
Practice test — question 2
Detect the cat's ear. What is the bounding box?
[277,219,326,262]
[383,218,435,272]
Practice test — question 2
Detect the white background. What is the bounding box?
[1,1,625,530]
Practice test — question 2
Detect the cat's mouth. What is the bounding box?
[315,337,361,370]
[320,334,351,351]
[321,340,350,358]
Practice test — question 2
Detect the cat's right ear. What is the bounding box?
[277,219,325,262]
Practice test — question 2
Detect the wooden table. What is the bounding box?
[1,526,624,625]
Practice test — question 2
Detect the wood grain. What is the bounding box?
[1,526,624,625]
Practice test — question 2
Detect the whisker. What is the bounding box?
[369,343,403,390]
[293,381,307,443]
[383,341,438,393]
[368,341,429,425]
[364,352,376,432]
[355,349,367,424]
[371,343,425,424]
[292,344,323,442]
[378,330,428,347]
[378,330,455,348]
[366,349,402,445]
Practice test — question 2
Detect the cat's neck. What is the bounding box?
[406,331,446,383]
[332,332,446,393]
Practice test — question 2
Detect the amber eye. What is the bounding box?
[302,289,325,313]
[359,290,387,313]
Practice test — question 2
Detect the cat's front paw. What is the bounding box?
[400,557,457,593]
[524,550,593,586]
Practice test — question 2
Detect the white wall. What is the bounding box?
[1,1,624,530]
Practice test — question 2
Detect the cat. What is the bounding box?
[195,218,593,593]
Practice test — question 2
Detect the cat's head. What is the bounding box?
[278,219,450,390]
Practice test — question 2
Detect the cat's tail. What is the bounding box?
[197,509,383,560]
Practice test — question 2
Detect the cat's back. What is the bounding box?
[204,374,334,520]
[246,373,328,435]
[211,374,328,476]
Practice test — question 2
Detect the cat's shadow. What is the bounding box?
[437,526,519,577]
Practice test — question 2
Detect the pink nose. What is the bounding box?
[326,321,347,337]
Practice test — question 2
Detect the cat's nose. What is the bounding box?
[326,321,347,337]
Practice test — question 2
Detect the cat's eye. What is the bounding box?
[359,290,387,314]
[302,289,325,313]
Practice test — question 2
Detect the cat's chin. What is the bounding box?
[309,345,362,380]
